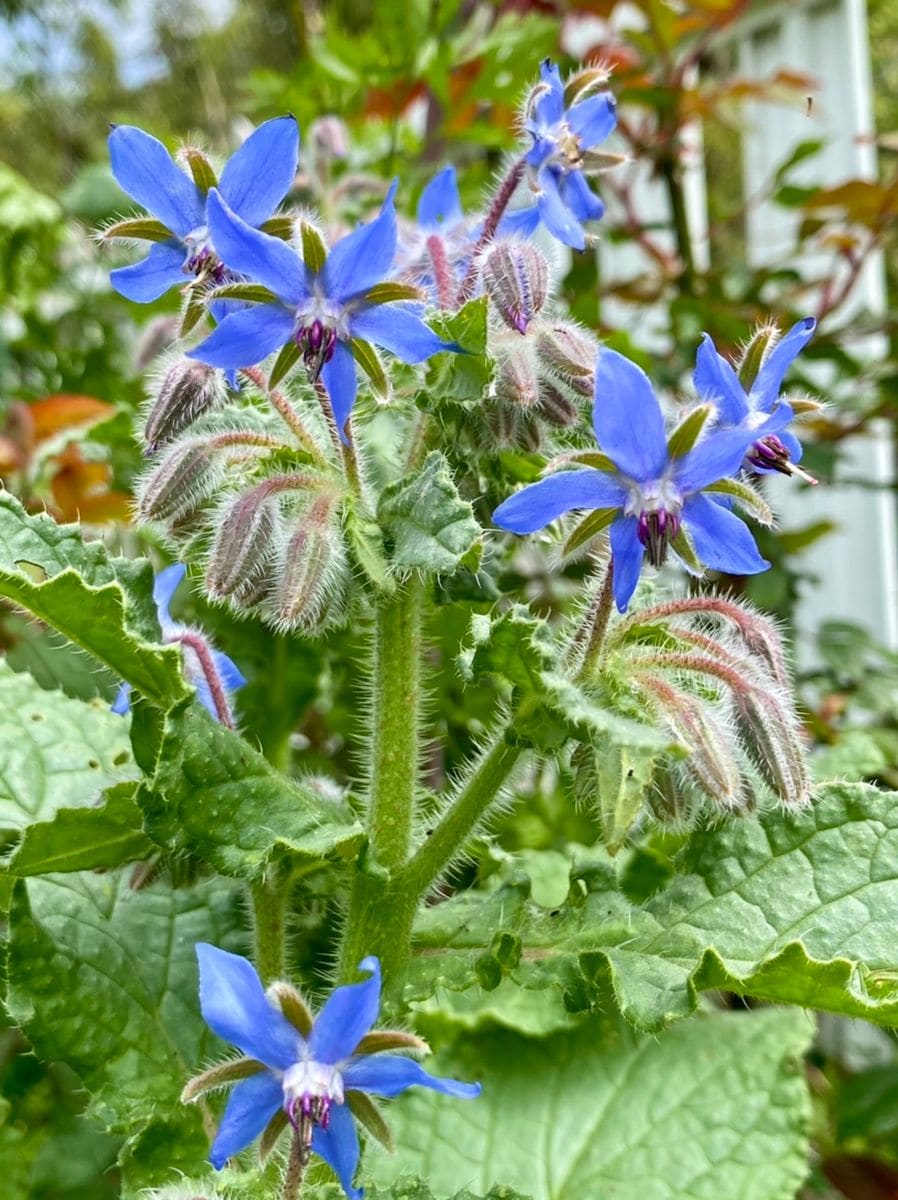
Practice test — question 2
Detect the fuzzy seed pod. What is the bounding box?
[206,486,279,600]
[145,359,223,452]
[536,322,597,396]
[137,439,221,523]
[274,498,345,631]
[481,241,549,334]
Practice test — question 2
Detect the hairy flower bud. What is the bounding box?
[493,344,541,409]
[133,315,180,371]
[536,322,597,395]
[137,439,221,522]
[733,686,811,809]
[537,381,580,428]
[145,359,223,452]
[274,497,345,631]
[481,241,548,334]
[311,115,349,160]
[206,485,280,601]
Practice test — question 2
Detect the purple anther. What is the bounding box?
[748,434,790,475]
[637,508,682,568]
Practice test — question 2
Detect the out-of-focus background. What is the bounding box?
[1,2,898,1197]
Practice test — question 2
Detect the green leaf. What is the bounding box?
[138,704,362,879]
[458,605,556,691]
[572,740,659,853]
[370,1011,812,1200]
[0,660,137,833]
[5,871,245,1187]
[598,781,898,1029]
[4,782,152,877]
[425,298,492,405]
[378,451,481,576]
[0,494,187,707]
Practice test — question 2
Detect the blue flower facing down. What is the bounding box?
[191,944,480,1199]
[694,317,816,477]
[112,564,244,721]
[108,116,299,302]
[510,59,618,251]
[187,183,455,439]
[493,347,769,611]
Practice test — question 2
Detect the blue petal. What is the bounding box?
[683,493,769,575]
[110,683,132,715]
[609,516,645,612]
[349,304,451,364]
[593,348,668,482]
[213,649,247,692]
[320,341,358,443]
[493,469,626,535]
[153,562,186,627]
[752,316,815,410]
[206,189,308,305]
[559,171,604,222]
[218,115,300,229]
[498,206,542,239]
[417,166,462,231]
[110,242,186,303]
[343,1054,481,1100]
[209,1070,282,1169]
[309,956,380,1066]
[196,943,303,1070]
[193,650,245,720]
[535,59,564,124]
[778,428,803,463]
[674,428,756,494]
[323,180,399,302]
[189,304,295,371]
[693,334,749,425]
[537,168,586,250]
[312,1101,361,1200]
[108,125,203,237]
[568,92,618,147]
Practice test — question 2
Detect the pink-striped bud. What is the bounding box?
[144,359,223,452]
[481,241,549,335]
[733,686,811,809]
[206,485,280,601]
[537,382,579,428]
[137,439,221,522]
[274,498,346,631]
[493,345,541,409]
[536,322,597,395]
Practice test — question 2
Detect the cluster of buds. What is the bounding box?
[136,364,351,633]
[575,593,810,835]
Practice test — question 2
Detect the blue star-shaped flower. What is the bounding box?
[111,564,244,719]
[187,183,454,439]
[694,317,816,476]
[493,347,769,611]
[194,944,480,1198]
[108,116,299,302]
[510,59,618,251]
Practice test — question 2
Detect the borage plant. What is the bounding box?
[3,57,898,1200]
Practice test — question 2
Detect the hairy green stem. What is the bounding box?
[251,869,288,985]
[574,560,616,677]
[399,732,522,901]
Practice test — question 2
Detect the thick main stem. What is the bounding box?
[399,732,522,901]
[250,869,288,985]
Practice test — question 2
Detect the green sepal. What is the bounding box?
[103,217,174,242]
[563,507,616,556]
[705,476,774,524]
[364,281,423,305]
[666,404,713,458]
[208,282,279,305]
[351,338,390,399]
[261,214,295,240]
[300,220,328,272]
[269,339,302,389]
[670,526,701,572]
[572,741,658,854]
[560,450,616,472]
[180,146,218,194]
[179,291,207,338]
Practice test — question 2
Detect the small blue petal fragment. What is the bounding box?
[189,304,296,371]
[312,1101,362,1200]
[108,125,204,237]
[568,92,618,146]
[752,316,816,409]
[417,166,463,231]
[594,348,668,482]
[537,168,586,250]
[493,469,625,535]
[343,1054,481,1099]
[196,943,302,1070]
[309,956,381,1066]
[206,188,308,305]
[218,115,300,229]
[609,516,645,612]
[320,340,358,443]
[110,242,186,303]
[110,683,132,716]
[323,180,399,302]
[209,1071,282,1169]
[683,493,769,575]
[152,562,186,628]
[693,335,749,425]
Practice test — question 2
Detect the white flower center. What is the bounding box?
[282,1058,345,1108]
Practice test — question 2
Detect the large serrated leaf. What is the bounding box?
[370,1010,812,1200]
[138,704,363,878]
[5,871,246,1188]
[0,660,138,833]
[378,451,480,575]
[0,494,186,706]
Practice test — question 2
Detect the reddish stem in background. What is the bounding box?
[456,156,526,306]
[426,234,455,310]
[173,630,235,728]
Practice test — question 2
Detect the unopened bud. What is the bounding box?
[481,241,548,334]
[274,498,345,631]
[493,346,540,409]
[137,439,221,522]
[643,678,742,811]
[538,382,579,427]
[311,115,349,160]
[206,485,279,600]
[536,322,597,395]
[733,686,810,808]
[145,359,223,452]
[134,315,179,371]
